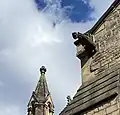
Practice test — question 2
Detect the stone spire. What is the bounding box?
[27,66,54,115]
[35,66,50,101]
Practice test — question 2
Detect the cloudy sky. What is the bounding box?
[0,0,114,115]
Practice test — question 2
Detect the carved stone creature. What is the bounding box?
[67,95,72,105]
[72,32,96,67]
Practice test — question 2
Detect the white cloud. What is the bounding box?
[0,105,21,115]
[0,0,115,115]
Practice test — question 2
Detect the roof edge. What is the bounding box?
[87,0,120,34]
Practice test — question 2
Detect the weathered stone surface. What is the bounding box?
[75,1,120,83]
[60,1,120,115]
[106,104,117,114]
[27,67,54,115]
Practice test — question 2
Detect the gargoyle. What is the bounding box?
[72,32,96,67]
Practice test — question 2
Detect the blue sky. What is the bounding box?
[35,0,94,22]
[61,0,94,22]
[0,0,114,115]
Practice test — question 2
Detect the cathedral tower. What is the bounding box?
[27,66,54,115]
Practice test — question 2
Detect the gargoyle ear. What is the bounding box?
[72,32,78,39]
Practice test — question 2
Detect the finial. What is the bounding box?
[40,66,47,74]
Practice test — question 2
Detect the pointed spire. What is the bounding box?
[27,66,54,115]
[34,66,50,102]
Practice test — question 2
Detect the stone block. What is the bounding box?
[111,110,119,115]
[94,109,106,115]
[106,104,118,114]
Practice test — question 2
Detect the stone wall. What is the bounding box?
[84,96,120,115]
[62,67,119,115]
[80,3,120,83]
[59,2,120,115]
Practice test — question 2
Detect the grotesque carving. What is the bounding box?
[72,32,96,67]
[27,107,32,115]
[47,102,54,113]
[67,95,72,105]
